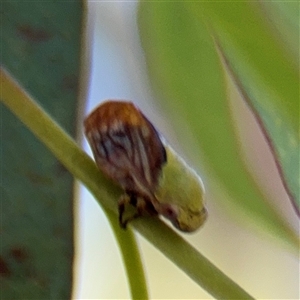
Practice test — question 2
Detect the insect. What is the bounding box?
[84,100,207,232]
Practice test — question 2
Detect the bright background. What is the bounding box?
[73,2,299,299]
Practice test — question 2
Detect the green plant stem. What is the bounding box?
[1,67,255,299]
[0,68,148,300]
[111,221,148,300]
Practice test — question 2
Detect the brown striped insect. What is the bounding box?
[84,100,207,232]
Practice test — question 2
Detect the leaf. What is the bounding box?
[259,1,299,62]
[1,2,85,298]
[137,2,298,248]
[190,1,299,215]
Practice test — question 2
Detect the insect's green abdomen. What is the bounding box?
[155,145,207,232]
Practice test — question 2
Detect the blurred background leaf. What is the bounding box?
[138,2,298,248]
[259,1,299,62]
[192,1,299,215]
[1,1,85,299]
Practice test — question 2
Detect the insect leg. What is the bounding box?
[118,193,131,228]
[118,193,141,228]
[136,197,157,216]
[118,193,158,229]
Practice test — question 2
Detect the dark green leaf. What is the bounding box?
[1,2,85,298]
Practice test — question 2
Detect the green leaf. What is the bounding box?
[189,1,299,215]
[259,1,299,62]
[138,2,298,248]
[1,2,84,298]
